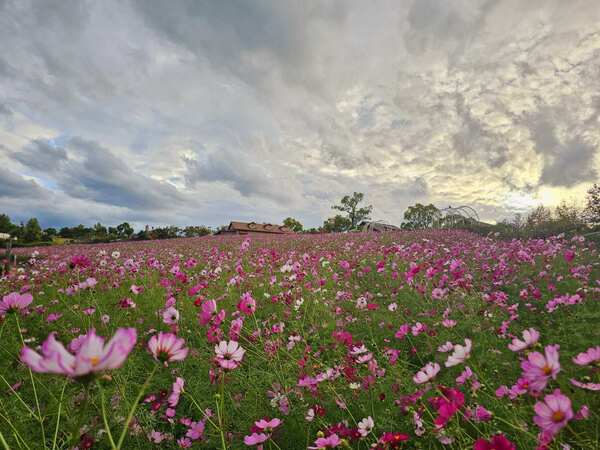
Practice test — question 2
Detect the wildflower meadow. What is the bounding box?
[0,230,599,449]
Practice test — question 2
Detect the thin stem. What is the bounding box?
[0,431,9,450]
[15,315,46,449]
[51,381,67,450]
[115,365,158,450]
[98,382,117,450]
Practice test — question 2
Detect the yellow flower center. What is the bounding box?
[551,411,564,422]
[90,356,100,367]
[542,365,552,375]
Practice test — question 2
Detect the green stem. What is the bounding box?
[51,381,67,450]
[98,382,117,450]
[215,373,227,450]
[115,365,157,450]
[0,431,9,450]
[15,315,46,449]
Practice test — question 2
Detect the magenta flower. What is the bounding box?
[21,328,137,377]
[572,346,600,366]
[168,377,185,407]
[533,389,573,438]
[238,292,256,316]
[309,433,342,449]
[0,292,33,316]
[473,433,516,450]
[521,344,560,391]
[215,340,245,370]
[413,362,440,384]
[198,299,217,326]
[508,328,539,352]
[148,332,189,365]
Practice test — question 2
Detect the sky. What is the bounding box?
[1,0,599,230]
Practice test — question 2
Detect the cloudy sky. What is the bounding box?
[1,0,599,229]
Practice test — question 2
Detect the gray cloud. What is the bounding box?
[0,169,47,199]
[0,0,599,228]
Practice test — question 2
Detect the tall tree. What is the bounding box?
[116,222,134,239]
[283,217,303,232]
[0,214,14,233]
[332,192,372,229]
[401,203,439,230]
[23,218,42,242]
[583,183,600,227]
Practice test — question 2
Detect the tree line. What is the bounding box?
[1,184,598,244]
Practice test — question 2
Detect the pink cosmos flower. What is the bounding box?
[357,416,374,437]
[198,299,217,326]
[185,420,205,440]
[473,434,516,450]
[445,339,472,367]
[430,387,465,429]
[438,341,454,353]
[244,433,269,446]
[508,328,540,352]
[130,284,143,295]
[521,344,560,391]
[21,328,137,377]
[309,433,341,449]
[238,292,256,316]
[168,377,185,407]
[255,418,282,432]
[572,346,600,366]
[413,362,441,384]
[533,389,573,437]
[215,340,245,370]
[148,332,189,365]
[162,307,180,325]
[0,292,33,316]
[570,379,600,391]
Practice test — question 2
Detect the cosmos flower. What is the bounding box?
[215,340,245,370]
[445,339,472,367]
[521,345,560,391]
[473,434,516,450]
[238,292,256,315]
[308,434,341,449]
[508,328,540,352]
[357,416,374,437]
[0,292,33,316]
[413,362,441,384]
[162,307,180,325]
[21,328,137,377]
[148,332,189,365]
[533,389,573,438]
[572,346,600,366]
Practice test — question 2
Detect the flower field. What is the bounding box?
[0,230,599,449]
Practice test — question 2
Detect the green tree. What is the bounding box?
[283,217,303,232]
[116,222,134,239]
[23,218,42,242]
[93,222,108,238]
[583,183,600,228]
[0,214,14,233]
[322,215,352,233]
[42,227,57,241]
[401,203,439,230]
[332,192,372,229]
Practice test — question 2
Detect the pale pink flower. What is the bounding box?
[572,346,600,366]
[162,307,180,325]
[130,284,143,295]
[508,328,540,352]
[168,377,185,407]
[0,292,33,316]
[438,341,454,353]
[570,379,600,391]
[521,345,560,391]
[445,339,472,367]
[533,389,573,437]
[21,328,137,377]
[148,332,189,365]
[357,416,374,437]
[413,362,441,384]
[215,340,245,370]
